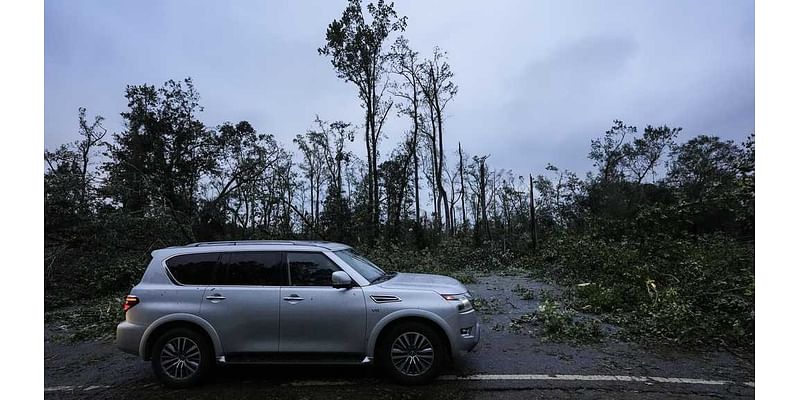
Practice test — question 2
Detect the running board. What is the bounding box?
[221,352,368,365]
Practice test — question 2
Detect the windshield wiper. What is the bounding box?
[370,271,397,284]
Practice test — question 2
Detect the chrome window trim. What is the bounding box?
[159,248,371,288]
[162,250,286,288]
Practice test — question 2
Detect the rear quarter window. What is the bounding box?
[165,252,221,285]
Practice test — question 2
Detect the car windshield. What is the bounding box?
[334,249,386,283]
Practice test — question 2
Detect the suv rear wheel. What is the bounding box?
[378,321,445,385]
[151,327,212,388]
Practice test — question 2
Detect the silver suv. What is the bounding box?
[116,241,480,387]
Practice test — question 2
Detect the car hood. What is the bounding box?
[377,272,468,295]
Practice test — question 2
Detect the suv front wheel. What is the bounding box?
[378,321,445,384]
[151,327,212,388]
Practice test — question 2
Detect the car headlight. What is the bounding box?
[441,293,473,313]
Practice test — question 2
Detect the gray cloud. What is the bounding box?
[45,0,754,180]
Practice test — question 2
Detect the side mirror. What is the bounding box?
[332,271,353,289]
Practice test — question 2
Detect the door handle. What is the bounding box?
[205,294,226,301]
[283,295,304,302]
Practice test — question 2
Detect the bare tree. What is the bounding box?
[419,47,458,234]
[445,163,462,230]
[74,107,107,208]
[471,155,491,241]
[529,174,538,252]
[390,36,424,226]
[458,142,468,231]
[294,129,327,228]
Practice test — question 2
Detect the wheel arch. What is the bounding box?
[368,310,454,361]
[139,313,223,360]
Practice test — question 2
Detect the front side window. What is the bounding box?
[288,252,341,286]
[219,251,285,286]
[334,249,385,283]
[165,252,221,285]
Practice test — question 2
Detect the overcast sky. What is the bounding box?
[45,0,754,177]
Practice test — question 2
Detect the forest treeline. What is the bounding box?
[44,0,754,348]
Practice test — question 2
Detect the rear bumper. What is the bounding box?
[116,321,146,358]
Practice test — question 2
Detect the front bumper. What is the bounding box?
[461,320,480,352]
[454,310,480,353]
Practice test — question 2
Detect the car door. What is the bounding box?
[163,251,222,314]
[199,251,284,356]
[279,252,367,358]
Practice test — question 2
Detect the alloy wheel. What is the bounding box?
[159,336,201,380]
[390,331,434,376]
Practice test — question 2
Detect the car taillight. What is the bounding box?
[123,295,139,312]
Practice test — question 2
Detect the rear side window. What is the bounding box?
[219,252,285,286]
[165,253,221,285]
[288,252,341,286]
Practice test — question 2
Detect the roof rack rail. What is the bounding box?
[185,240,296,247]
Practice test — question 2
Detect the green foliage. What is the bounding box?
[667,135,754,237]
[570,283,624,314]
[506,295,603,344]
[44,210,179,309]
[518,124,755,349]
[537,232,754,347]
[104,78,214,228]
[471,297,502,315]
[379,145,415,236]
[360,238,526,283]
[318,0,407,86]
[534,299,603,343]
[46,292,126,341]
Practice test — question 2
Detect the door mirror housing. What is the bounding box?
[332,271,353,289]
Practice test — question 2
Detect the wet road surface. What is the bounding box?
[45,275,754,399]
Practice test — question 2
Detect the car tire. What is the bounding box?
[378,321,446,385]
[151,327,213,388]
